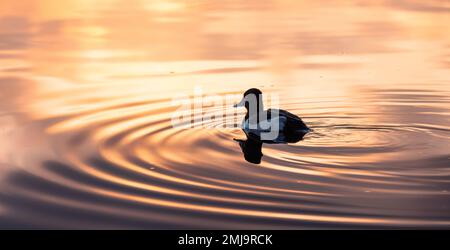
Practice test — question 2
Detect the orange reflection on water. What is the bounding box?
[0,0,449,229]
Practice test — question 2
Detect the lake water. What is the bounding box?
[0,0,449,229]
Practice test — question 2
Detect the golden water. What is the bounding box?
[0,0,449,229]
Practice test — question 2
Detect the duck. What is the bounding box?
[234,88,310,144]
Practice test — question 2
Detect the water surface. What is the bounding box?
[0,0,449,229]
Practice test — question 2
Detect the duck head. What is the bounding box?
[234,88,264,119]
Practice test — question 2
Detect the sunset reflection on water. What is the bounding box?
[0,0,449,229]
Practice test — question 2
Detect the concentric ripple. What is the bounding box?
[1,87,449,229]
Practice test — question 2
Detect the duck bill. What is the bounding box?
[233,97,245,108]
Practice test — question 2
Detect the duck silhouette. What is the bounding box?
[234,88,310,164]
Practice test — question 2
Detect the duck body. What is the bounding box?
[242,108,310,143]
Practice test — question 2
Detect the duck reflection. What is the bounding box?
[233,136,263,164]
[234,130,308,164]
[234,88,310,164]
